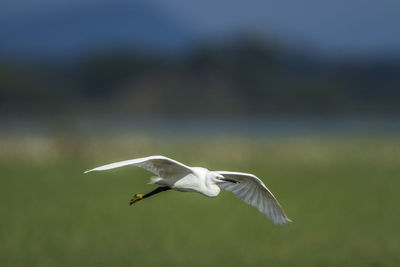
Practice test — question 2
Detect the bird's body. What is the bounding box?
[85,155,291,225]
[152,167,220,197]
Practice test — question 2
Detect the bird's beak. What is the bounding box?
[221,177,239,183]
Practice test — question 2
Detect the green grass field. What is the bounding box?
[1,136,400,266]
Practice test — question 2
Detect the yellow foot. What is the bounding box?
[129,194,144,205]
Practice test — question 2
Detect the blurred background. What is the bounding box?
[1,0,400,266]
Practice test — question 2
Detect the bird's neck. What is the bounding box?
[205,183,220,197]
[200,169,221,197]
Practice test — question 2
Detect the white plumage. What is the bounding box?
[85,155,291,225]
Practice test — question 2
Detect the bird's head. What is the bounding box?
[209,172,238,184]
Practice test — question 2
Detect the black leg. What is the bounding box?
[143,186,171,199]
[130,186,171,205]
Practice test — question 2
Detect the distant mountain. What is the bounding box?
[0,1,196,59]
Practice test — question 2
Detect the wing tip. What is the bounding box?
[271,215,292,226]
[277,217,292,226]
[84,169,94,174]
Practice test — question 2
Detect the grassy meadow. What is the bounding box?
[1,135,400,266]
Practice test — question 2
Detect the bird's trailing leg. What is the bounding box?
[129,186,171,205]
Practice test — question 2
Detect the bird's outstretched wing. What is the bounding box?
[85,155,193,178]
[216,171,291,225]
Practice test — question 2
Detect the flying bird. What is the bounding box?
[85,155,291,225]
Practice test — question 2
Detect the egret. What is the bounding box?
[85,155,291,225]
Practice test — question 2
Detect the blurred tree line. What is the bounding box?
[1,37,399,116]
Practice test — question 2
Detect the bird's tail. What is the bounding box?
[148,176,163,185]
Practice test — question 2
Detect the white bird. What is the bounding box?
[85,155,291,225]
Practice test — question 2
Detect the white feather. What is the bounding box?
[217,171,291,225]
